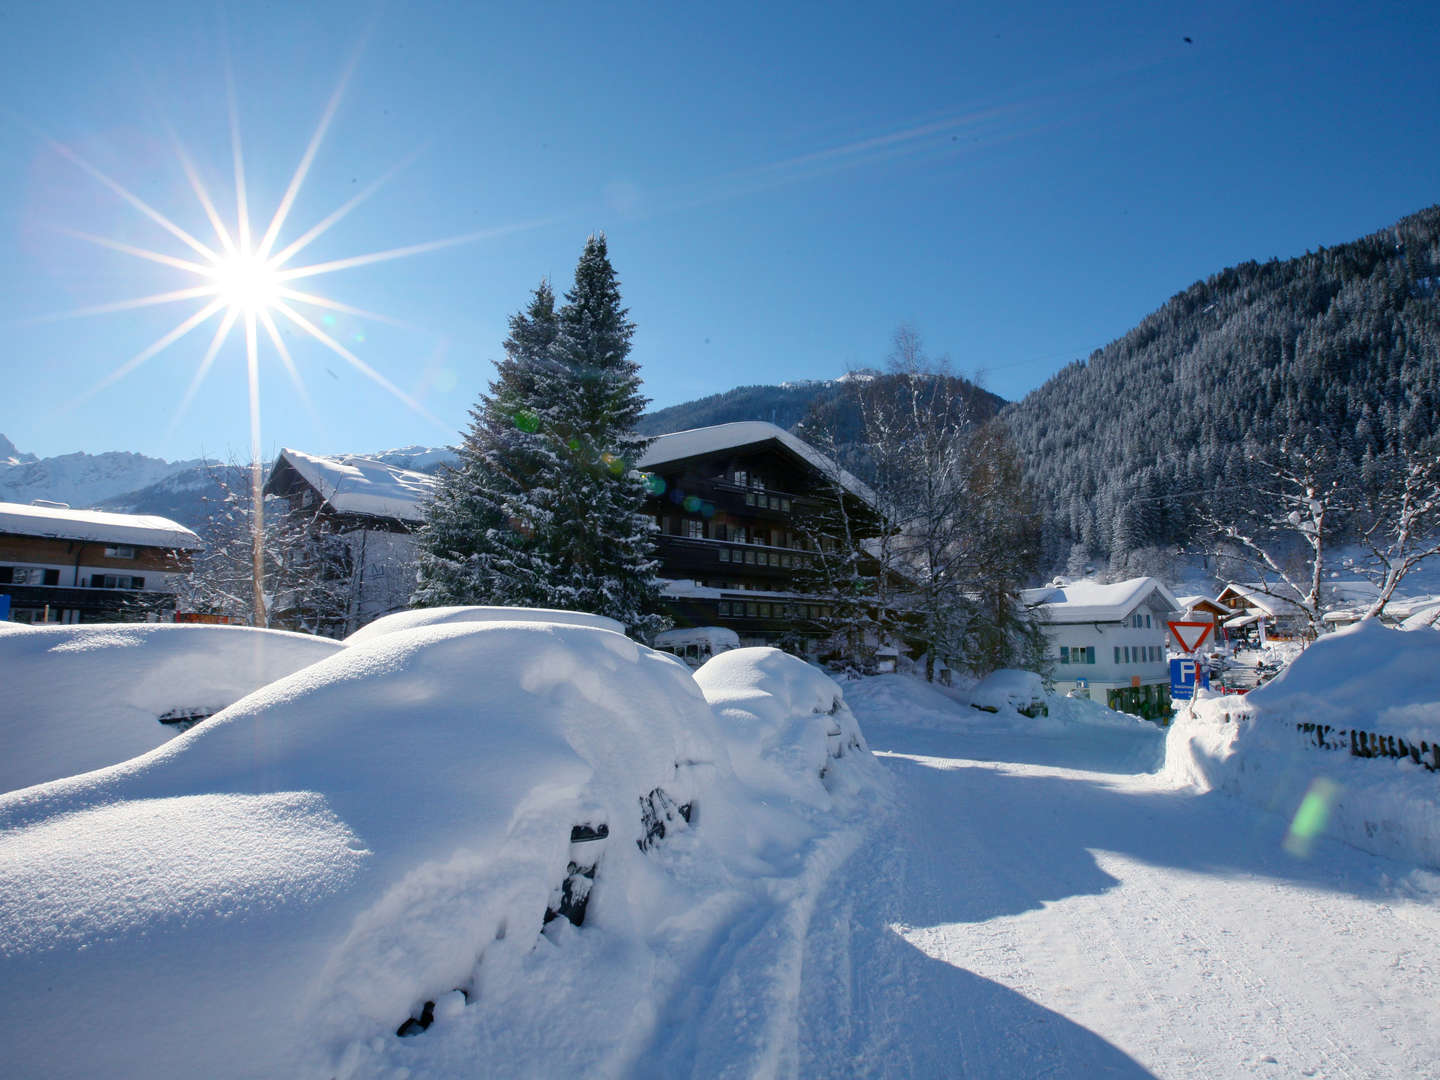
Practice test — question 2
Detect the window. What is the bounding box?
[684,519,703,539]
[718,601,731,616]
[104,545,136,559]
[744,492,755,506]
[1114,646,1121,664]
[718,548,730,562]
[759,603,771,618]
[780,498,791,512]
[744,550,755,564]
[746,603,758,617]
[1060,646,1070,664]
[90,574,144,590]
[43,569,59,586]
[733,470,747,486]
[1145,614,1152,628]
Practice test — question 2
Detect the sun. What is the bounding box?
[36,51,538,437]
[208,249,282,315]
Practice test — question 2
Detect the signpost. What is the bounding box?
[1167,620,1214,717]
[1169,657,1209,701]
[1167,621,1213,653]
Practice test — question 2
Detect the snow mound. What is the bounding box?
[344,604,624,644]
[1164,620,1440,868]
[695,647,872,802]
[0,623,343,795]
[1246,618,1440,741]
[0,623,884,1079]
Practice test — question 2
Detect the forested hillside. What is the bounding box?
[638,377,1006,438]
[1003,204,1440,569]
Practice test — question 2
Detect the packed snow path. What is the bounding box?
[796,719,1440,1079]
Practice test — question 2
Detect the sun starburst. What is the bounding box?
[34,53,546,622]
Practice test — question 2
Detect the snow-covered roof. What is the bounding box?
[1177,594,1224,611]
[638,422,876,506]
[0,500,202,550]
[1218,583,1306,619]
[1021,577,1182,624]
[272,448,437,523]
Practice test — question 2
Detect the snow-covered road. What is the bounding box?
[797,719,1440,1079]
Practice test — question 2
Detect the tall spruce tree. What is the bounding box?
[412,235,667,635]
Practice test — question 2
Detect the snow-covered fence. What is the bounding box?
[1296,721,1440,773]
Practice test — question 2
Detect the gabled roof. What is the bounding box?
[1216,583,1306,619]
[269,448,437,523]
[0,501,203,550]
[637,421,876,506]
[1021,577,1182,624]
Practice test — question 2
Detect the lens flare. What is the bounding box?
[1284,777,1341,857]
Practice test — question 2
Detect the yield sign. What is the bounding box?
[1168,620,1213,653]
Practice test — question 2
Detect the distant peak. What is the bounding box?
[0,433,37,466]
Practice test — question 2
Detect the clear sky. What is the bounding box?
[2,1,1437,462]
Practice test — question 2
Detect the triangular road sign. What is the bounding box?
[1168,620,1213,653]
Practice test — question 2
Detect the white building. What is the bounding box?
[1022,577,1182,718]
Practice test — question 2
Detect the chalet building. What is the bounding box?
[636,422,881,650]
[262,449,437,635]
[1022,577,1182,719]
[1215,583,1310,644]
[0,501,202,624]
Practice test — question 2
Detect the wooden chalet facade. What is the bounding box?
[0,501,202,624]
[636,422,881,650]
[262,449,437,636]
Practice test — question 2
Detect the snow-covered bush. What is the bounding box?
[344,604,623,644]
[0,623,881,1079]
[0,623,344,794]
[1164,619,1440,868]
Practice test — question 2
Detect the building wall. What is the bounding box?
[0,534,193,624]
[643,441,873,650]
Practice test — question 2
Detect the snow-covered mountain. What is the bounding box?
[98,445,456,528]
[0,434,205,512]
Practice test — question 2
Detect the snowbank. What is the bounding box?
[1164,620,1440,868]
[344,604,623,644]
[0,623,343,794]
[845,672,1156,736]
[0,623,883,1079]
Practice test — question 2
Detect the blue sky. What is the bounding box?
[2,1,1437,462]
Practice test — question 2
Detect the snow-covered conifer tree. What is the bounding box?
[412,236,667,635]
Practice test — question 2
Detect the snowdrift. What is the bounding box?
[0,624,882,1079]
[0,623,343,794]
[1164,619,1440,868]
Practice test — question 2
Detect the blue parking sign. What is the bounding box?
[1170,657,1209,700]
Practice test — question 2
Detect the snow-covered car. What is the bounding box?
[343,603,624,643]
[697,647,869,791]
[653,624,741,668]
[0,619,729,1079]
[0,622,344,794]
[968,668,1048,718]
